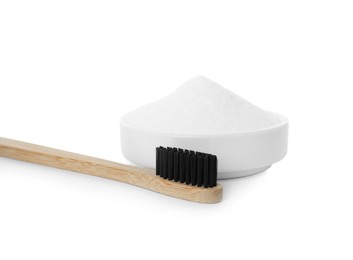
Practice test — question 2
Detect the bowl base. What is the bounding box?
[218,165,271,179]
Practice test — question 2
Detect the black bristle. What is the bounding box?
[156,147,160,175]
[203,155,209,188]
[209,155,217,187]
[211,155,218,188]
[162,148,168,179]
[156,146,218,188]
[190,155,197,186]
[185,154,191,185]
[179,152,185,183]
[167,149,174,180]
[158,147,163,177]
[173,151,180,182]
[197,156,203,187]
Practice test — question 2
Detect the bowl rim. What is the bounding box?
[120,113,289,138]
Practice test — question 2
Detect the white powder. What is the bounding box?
[124,76,282,135]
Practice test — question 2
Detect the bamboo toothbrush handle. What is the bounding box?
[0,137,222,203]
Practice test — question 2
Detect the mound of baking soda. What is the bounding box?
[123,76,282,135]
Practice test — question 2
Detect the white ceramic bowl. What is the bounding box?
[120,114,288,179]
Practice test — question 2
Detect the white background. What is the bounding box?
[0,1,352,259]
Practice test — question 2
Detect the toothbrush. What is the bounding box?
[0,137,222,203]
